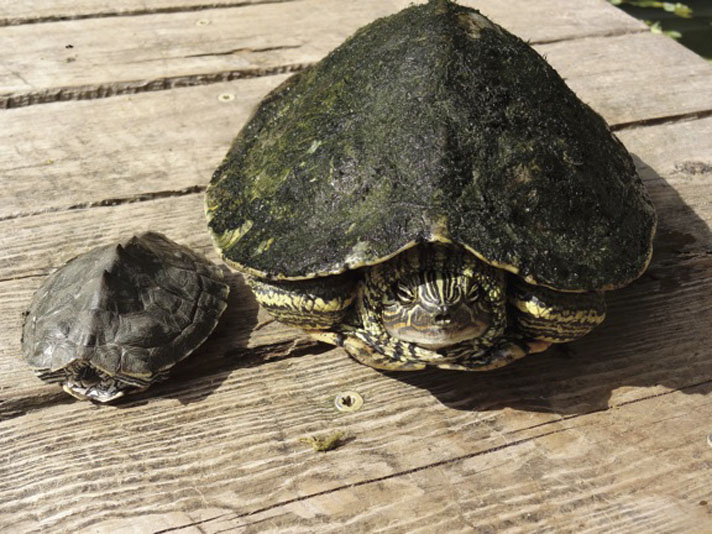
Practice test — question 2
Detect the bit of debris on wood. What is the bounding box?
[299,431,346,452]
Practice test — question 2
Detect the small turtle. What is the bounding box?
[204,0,656,371]
[22,232,229,402]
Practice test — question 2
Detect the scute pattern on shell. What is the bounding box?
[22,232,229,381]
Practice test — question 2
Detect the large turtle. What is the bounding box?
[204,0,656,371]
[22,232,229,402]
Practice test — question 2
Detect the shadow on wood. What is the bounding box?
[384,155,712,415]
[109,270,260,407]
[118,269,332,407]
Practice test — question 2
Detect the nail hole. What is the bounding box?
[334,391,363,412]
[218,93,235,102]
[196,19,211,26]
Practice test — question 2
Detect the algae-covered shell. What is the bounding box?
[205,0,655,291]
[22,232,229,393]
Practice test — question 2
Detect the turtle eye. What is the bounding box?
[394,283,416,305]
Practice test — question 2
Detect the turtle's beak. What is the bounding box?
[432,305,454,326]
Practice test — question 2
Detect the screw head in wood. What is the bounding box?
[218,93,236,102]
[334,391,363,412]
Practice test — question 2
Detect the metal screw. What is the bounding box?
[218,93,235,102]
[196,19,211,26]
[334,391,363,412]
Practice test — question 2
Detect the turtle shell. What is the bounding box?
[22,232,229,384]
[205,0,656,291]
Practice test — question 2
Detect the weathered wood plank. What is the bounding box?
[0,75,290,220]
[1,2,712,532]
[541,32,712,127]
[186,386,712,534]
[0,195,210,281]
[618,118,712,180]
[618,119,712,247]
[1,153,710,529]
[0,0,296,26]
[3,235,711,406]
[0,0,645,108]
[0,207,710,424]
[0,163,708,288]
[4,33,711,221]
[0,0,644,36]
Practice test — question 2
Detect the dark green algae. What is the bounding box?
[206,0,656,291]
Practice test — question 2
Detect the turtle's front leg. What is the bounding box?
[336,334,427,371]
[435,337,551,371]
[508,277,606,343]
[436,277,605,371]
[249,274,357,330]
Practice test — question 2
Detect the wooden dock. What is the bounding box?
[2,1,712,532]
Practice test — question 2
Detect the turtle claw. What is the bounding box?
[341,335,427,371]
[436,338,551,371]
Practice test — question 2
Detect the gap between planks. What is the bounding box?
[611,108,712,131]
[0,63,308,110]
[0,185,206,223]
[0,30,651,110]
[0,110,709,225]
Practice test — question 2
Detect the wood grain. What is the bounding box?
[0,0,645,108]
[540,32,712,126]
[0,0,297,26]
[0,0,640,34]
[2,1,712,532]
[245,386,712,534]
[110,386,709,534]
[2,266,711,532]
[0,75,290,220]
[1,127,710,533]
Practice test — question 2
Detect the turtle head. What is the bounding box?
[380,260,503,350]
[60,361,142,403]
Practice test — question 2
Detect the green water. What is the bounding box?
[612,0,712,60]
